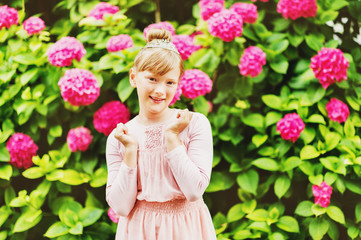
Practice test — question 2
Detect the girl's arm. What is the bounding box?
[165,113,213,201]
[105,129,138,217]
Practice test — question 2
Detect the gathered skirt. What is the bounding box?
[116,198,217,240]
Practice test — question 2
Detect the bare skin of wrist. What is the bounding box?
[165,132,181,152]
[123,145,138,168]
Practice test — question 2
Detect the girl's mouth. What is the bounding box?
[149,96,165,103]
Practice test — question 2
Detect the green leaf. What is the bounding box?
[69,222,83,235]
[252,158,279,171]
[13,54,38,65]
[49,125,63,138]
[270,59,289,74]
[206,171,235,192]
[265,112,282,127]
[242,113,264,129]
[60,208,78,227]
[320,157,346,175]
[0,69,16,83]
[0,206,11,227]
[227,203,245,222]
[0,164,12,180]
[117,77,134,102]
[276,216,299,233]
[274,175,291,199]
[252,134,268,147]
[347,225,359,239]
[44,222,69,238]
[246,209,268,222]
[312,204,327,216]
[0,146,10,162]
[307,114,326,125]
[59,170,90,185]
[193,96,210,115]
[22,167,45,179]
[325,132,341,151]
[270,40,289,54]
[282,156,301,171]
[13,209,42,232]
[345,118,355,137]
[326,206,345,224]
[355,202,361,223]
[309,218,329,240]
[20,69,39,86]
[212,212,228,235]
[79,208,103,227]
[300,145,320,160]
[90,167,107,188]
[319,10,339,23]
[305,35,323,51]
[295,201,314,217]
[237,169,259,195]
[262,95,282,110]
[248,221,271,233]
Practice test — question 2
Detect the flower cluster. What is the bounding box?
[6,133,38,169]
[88,2,119,20]
[23,17,45,35]
[239,46,266,77]
[230,3,258,24]
[47,37,86,67]
[277,0,317,20]
[108,208,120,223]
[67,127,93,152]
[276,113,305,143]
[312,181,333,208]
[180,69,213,99]
[107,34,134,52]
[207,9,243,42]
[143,22,175,39]
[251,0,269,2]
[169,85,182,106]
[199,0,224,21]
[326,98,349,123]
[58,69,100,106]
[310,48,349,89]
[172,35,201,60]
[93,101,130,136]
[0,5,19,29]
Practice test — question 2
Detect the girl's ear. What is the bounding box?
[129,68,137,87]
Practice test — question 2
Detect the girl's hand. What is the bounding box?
[165,109,193,136]
[114,123,138,149]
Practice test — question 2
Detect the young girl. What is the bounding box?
[105,28,216,240]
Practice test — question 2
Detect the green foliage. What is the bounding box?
[0,0,361,239]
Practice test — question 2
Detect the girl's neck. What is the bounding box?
[137,108,174,126]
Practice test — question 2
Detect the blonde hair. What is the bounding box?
[133,28,184,79]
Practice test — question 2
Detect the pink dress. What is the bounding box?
[106,109,216,240]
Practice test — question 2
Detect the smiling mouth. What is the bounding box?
[149,96,165,103]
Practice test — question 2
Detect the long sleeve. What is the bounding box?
[105,129,138,217]
[165,113,213,201]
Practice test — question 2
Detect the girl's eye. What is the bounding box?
[167,81,175,85]
[149,78,156,81]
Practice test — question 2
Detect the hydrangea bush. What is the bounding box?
[0,0,361,239]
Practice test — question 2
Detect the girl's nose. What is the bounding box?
[154,83,165,95]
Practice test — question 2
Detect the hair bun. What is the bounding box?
[146,28,172,43]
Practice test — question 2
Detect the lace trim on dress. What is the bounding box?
[144,125,163,149]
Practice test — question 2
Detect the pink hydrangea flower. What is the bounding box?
[106,34,134,52]
[239,46,266,77]
[169,85,182,106]
[108,208,119,223]
[172,35,201,60]
[310,48,349,89]
[230,3,258,24]
[0,5,19,29]
[6,133,38,169]
[88,2,119,20]
[180,69,213,99]
[23,17,45,35]
[251,0,269,2]
[325,98,349,123]
[47,37,86,67]
[143,22,175,39]
[58,69,100,106]
[199,0,225,21]
[67,127,93,152]
[312,181,332,208]
[276,113,305,143]
[277,0,317,20]
[207,9,243,42]
[93,101,130,136]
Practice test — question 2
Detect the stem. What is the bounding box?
[154,0,161,22]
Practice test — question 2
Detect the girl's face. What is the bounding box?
[130,68,180,117]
